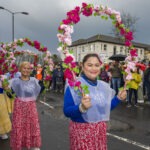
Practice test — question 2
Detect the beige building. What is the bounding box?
[61,34,150,62]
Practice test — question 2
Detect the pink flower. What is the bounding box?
[64,37,72,46]
[0,58,5,63]
[64,56,74,64]
[34,40,41,49]
[125,68,131,74]
[105,7,113,15]
[75,81,81,88]
[127,62,136,70]
[68,80,74,87]
[62,19,72,25]
[43,47,47,52]
[27,41,32,46]
[125,31,133,41]
[30,64,34,69]
[125,41,132,47]
[67,8,80,24]
[94,5,100,13]
[126,73,133,80]
[71,62,76,68]
[82,3,93,17]
[64,68,73,80]
[45,75,52,81]
[125,56,132,61]
[120,28,126,35]
[130,49,138,57]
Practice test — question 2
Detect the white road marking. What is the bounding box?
[39,100,54,109]
[107,133,150,150]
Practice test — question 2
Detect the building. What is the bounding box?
[61,34,150,63]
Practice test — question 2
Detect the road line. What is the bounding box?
[107,133,150,150]
[39,100,54,109]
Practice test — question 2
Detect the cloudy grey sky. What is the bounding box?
[0,0,150,54]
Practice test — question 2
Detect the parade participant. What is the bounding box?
[0,76,11,140]
[64,53,127,150]
[4,61,41,150]
[127,66,142,107]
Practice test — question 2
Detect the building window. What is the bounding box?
[140,49,143,55]
[78,54,81,62]
[120,46,123,53]
[113,46,117,55]
[104,44,107,51]
[82,46,84,52]
[93,44,95,51]
[125,48,128,55]
[91,45,94,52]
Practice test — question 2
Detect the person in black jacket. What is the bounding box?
[144,62,150,103]
[55,65,64,93]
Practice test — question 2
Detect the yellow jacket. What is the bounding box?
[128,73,142,90]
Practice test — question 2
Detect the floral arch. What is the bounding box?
[0,38,54,82]
[57,2,138,93]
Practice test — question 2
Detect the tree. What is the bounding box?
[111,11,139,38]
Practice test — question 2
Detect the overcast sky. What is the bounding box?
[0,0,150,54]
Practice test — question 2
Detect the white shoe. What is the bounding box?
[127,104,132,108]
[138,99,144,103]
[0,134,8,140]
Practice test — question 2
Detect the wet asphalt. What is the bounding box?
[0,90,150,150]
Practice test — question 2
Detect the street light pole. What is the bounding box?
[0,6,29,42]
[12,13,14,42]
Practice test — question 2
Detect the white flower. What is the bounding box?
[64,37,72,46]
[57,47,62,52]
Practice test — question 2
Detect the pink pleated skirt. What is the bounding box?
[10,98,41,150]
[69,121,107,150]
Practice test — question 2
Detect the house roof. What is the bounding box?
[71,34,150,50]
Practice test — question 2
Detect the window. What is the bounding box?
[140,49,143,55]
[78,54,81,62]
[113,46,117,55]
[120,46,123,53]
[91,45,93,52]
[82,46,84,52]
[93,44,95,51]
[125,47,128,55]
[104,44,107,51]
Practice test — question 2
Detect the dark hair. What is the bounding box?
[131,66,140,74]
[82,53,101,65]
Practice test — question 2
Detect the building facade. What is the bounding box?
[61,34,150,63]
